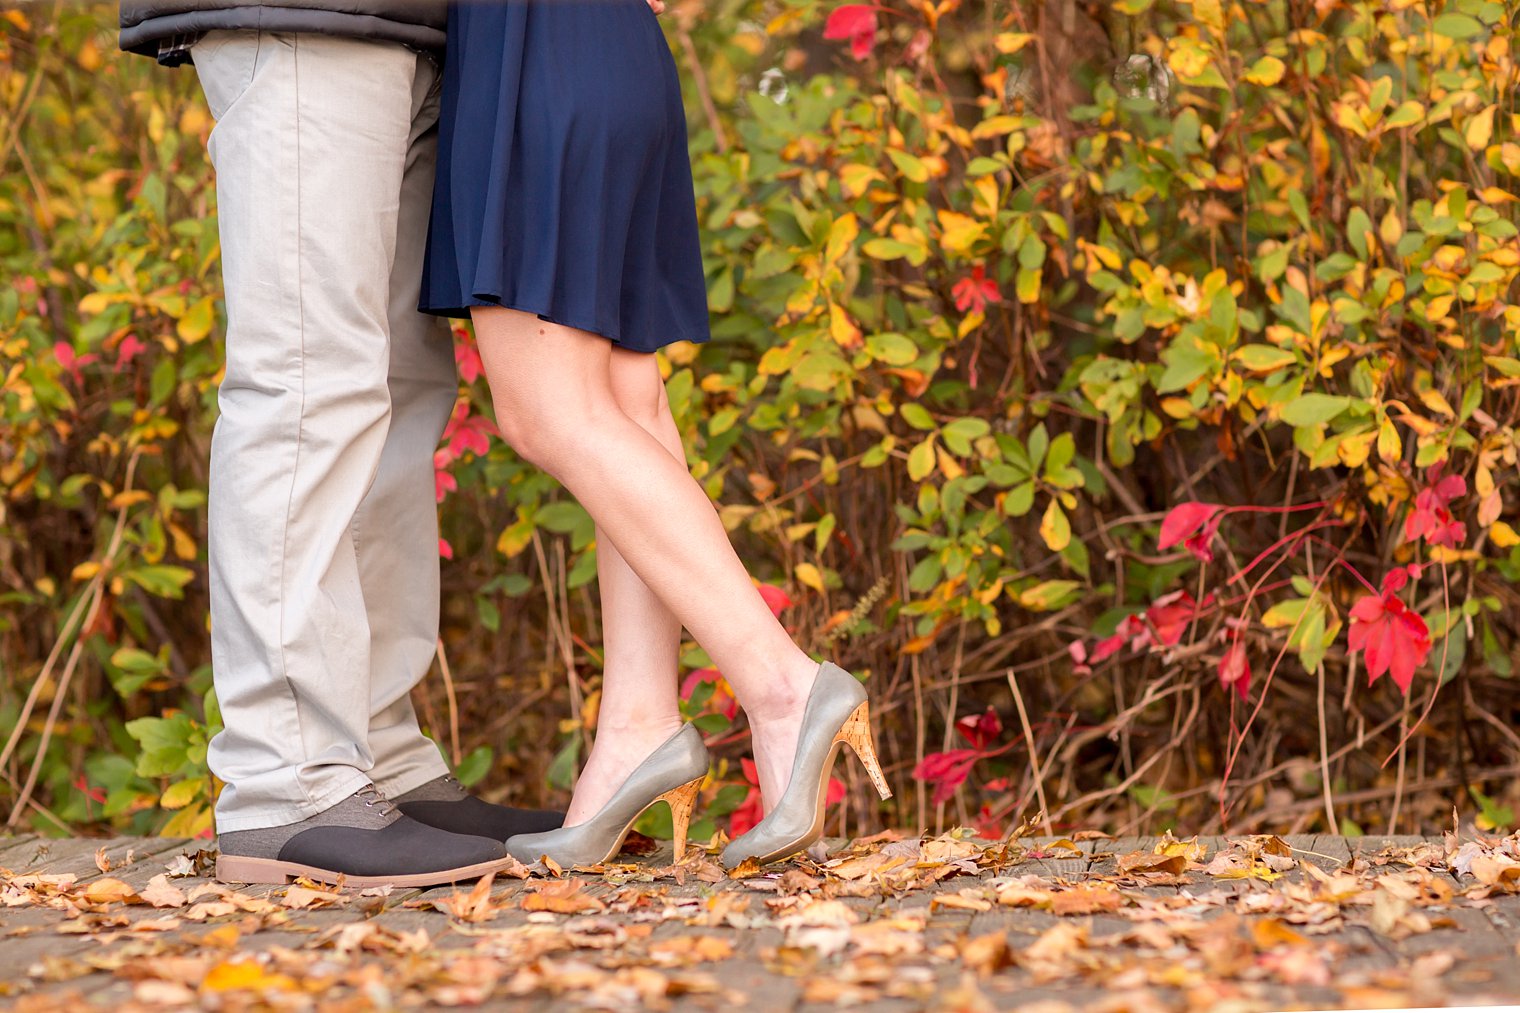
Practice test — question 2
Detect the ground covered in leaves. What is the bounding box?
[3,828,1520,1011]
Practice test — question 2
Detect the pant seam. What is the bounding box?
[274,31,317,808]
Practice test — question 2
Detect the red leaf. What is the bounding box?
[114,335,147,372]
[1217,639,1251,701]
[955,707,1003,751]
[1145,590,1199,647]
[972,804,1003,840]
[433,465,457,504]
[1158,502,1224,553]
[823,3,878,60]
[912,748,981,805]
[454,335,484,384]
[952,265,1001,314]
[757,583,792,617]
[1348,591,1432,694]
[438,537,453,560]
[1405,467,1468,547]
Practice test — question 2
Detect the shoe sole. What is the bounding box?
[215,854,513,889]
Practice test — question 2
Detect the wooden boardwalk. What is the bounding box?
[2,832,1519,1010]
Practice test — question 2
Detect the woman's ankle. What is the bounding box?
[738,653,819,727]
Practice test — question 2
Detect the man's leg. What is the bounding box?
[198,30,435,832]
[356,55,458,799]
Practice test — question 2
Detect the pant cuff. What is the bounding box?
[211,767,374,834]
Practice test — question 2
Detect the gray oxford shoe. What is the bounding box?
[720,662,892,869]
[215,784,512,889]
[505,724,710,869]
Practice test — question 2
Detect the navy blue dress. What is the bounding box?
[421,0,712,353]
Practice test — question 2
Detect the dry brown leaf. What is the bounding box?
[1470,853,1520,892]
[435,871,499,922]
[183,901,238,921]
[83,877,137,905]
[1250,916,1309,949]
[138,873,187,909]
[1117,850,1187,875]
[282,883,344,910]
[93,847,112,874]
[1049,884,1122,916]
[649,934,734,964]
[959,931,1014,976]
[520,878,606,915]
[930,889,992,912]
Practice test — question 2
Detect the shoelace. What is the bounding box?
[354,783,399,818]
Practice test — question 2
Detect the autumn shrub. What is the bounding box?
[1,0,1518,842]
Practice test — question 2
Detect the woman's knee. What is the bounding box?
[492,393,618,471]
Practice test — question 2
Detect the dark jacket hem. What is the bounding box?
[119,6,445,62]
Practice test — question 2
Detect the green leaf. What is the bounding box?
[546,736,581,792]
[1431,12,1483,39]
[1233,344,1297,372]
[907,436,937,481]
[1281,394,1353,427]
[866,332,919,366]
[899,403,936,431]
[453,745,494,788]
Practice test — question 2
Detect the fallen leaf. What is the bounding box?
[138,874,187,909]
[520,878,606,915]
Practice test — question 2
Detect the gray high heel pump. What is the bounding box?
[505,724,709,869]
[721,662,891,868]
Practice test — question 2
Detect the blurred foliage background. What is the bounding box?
[1,0,1518,843]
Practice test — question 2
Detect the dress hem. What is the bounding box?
[420,294,711,355]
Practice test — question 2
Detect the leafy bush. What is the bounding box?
[1,0,1517,841]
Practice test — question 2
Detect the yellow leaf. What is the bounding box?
[1039,500,1071,552]
[1160,397,1193,419]
[1418,389,1455,418]
[794,562,825,593]
[177,297,216,345]
[1244,56,1284,86]
[1377,417,1402,464]
[828,303,862,348]
[202,960,298,994]
[824,213,858,265]
[72,561,101,581]
[1167,39,1211,79]
[994,32,1034,54]
[1491,521,1520,549]
[936,210,986,255]
[1337,432,1375,468]
[839,164,883,198]
[1465,104,1496,152]
[160,779,203,811]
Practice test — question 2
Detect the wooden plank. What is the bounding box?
[1304,834,1352,870]
[0,835,40,864]
[1018,836,1092,880]
[1351,834,1429,864]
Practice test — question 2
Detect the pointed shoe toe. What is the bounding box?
[506,725,709,871]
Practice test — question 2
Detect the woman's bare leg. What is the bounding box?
[472,307,816,811]
[562,351,684,826]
